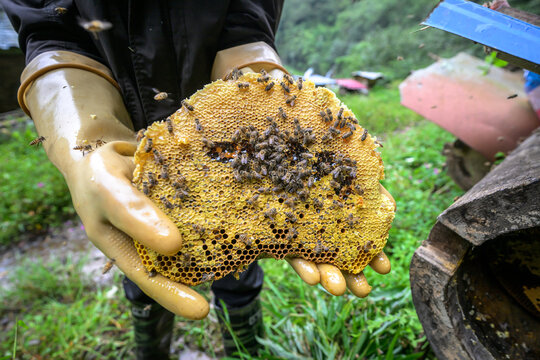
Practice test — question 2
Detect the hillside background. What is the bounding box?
[276,0,540,79]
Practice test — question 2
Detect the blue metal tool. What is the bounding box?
[422,0,540,69]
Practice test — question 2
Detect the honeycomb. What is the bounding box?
[132,71,395,286]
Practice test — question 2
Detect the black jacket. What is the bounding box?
[3,0,283,130]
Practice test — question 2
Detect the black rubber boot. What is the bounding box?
[215,297,264,357]
[131,301,174,360]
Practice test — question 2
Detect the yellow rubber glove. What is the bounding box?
[212,43,396,298]
[19,51,209,319]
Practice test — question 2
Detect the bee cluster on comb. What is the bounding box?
[132,71,395,286]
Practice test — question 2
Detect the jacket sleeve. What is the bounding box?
[2,0,102,64]
[217,0,284,52]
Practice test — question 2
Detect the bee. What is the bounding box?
[329,127,341,136]
[225,67,243,81]
[280,81,290,93]
[264,208,277,220]
[312,198,323,209]
[286,227,298,241]
[201,138,215,149]
[54,7,68,15]
[284,196,296,209]
[152,88,172,102]
[314,239,323,255]
[240,153,248,165]
[73,144,93,155]
[238,234,252,247]
[143,304,152,311]
[231,129,242,143]
[181,252,192,265]
[78,19,113,39]
[297,189,309,201]
[346,213,357,227]
[374,140,384,148]
[355,184,364,195]
[265,82,275,91]
[147,172,157,187]
[348,116,359,124]
[237,82,250,89]
[201,273,215,282]
[507,94,518,99]
[332,200,344,209]
[194,119,203,131]
[95,138,107,147]
[257,69,270,83]
[285,95,297,106]
[247,193,259,205]
[192,224,206,234]
[307,176,315,188]
[297,77,303,90]
[161,196,175,209]
[182,100,194,111]
[284,74,294,85]
[256,150,266,161]
[29,136,46,146]
[300,152,313,160]
[326,108,333,122]
[347,123,356,131]
[284,212,297,223]
[333,118,341,129]
[166,118,173,134]
[342,131,353,139]
[101,258,115,274]
[330,180,341,189]
[337,107,344,120]
[148,269,157,277]
[153,149,163,164]
[174,187,189,200]
[136,129,146,142]
[257,187,270,193]
[142,181,150,195]
[160,164,169,179]
[361,129,368,141]
[144,138,153,152]
[321,133,331,142]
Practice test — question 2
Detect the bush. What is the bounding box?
[0,120,75,246]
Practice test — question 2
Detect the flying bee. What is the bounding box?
[374,140,384,148]
[29,136,46,146]
[147,172,157,187]
[280,81,290,93]
[142,181,150,195]
[286,95,297,106]
[161,196,175,209]
[237,82,250,89]
[182,100,194,111]
[152,88,173,102]
[160,164,169,179]
[95,138,107,147]
[284,74,294,85]
[191,224,206,234]
[201,273,215,282]
[342,131,353,139]
[101,258,115,274]
[73,144,93,155]
[264,208,277,220]
[284,212,297,223]
[54,7,68,15]
[265,82,275,91]
[166,118,174,134]
[286,227,298,241]
[153,149,164,164]
[136,129,145,142]
[194,119,203,131]
[361,129,368,141]
[144,138,153,152]
[78,19,113,39]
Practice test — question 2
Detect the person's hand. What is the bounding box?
[287,185,395,297]
[20,51,209,319]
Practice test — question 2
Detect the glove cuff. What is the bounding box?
[18,51,121,116]
[211,41,289,80]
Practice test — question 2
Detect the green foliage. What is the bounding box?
[0,121,75,246]
[276,0,540,79]
[0,256,132,359]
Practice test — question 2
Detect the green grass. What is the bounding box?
[0,84,462,359]
[0,119,75,246]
